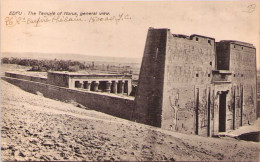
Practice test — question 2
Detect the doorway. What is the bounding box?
[219,92,227,132]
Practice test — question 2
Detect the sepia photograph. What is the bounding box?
[1,0,260,161]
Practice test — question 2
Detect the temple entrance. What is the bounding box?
[219,92,227,132]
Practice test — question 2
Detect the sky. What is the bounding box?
[1,1,260,69]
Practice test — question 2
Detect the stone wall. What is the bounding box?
[2,76,135,120]
[5,72,47,84]
[161,31,216,136]
[229,43,257,125]
[216,42,230,70]
[134,28,168,127]
[134,28,217,136]
[258,101,260,118]
[47,72,69,87]
[134,28,257,137]
[216,41,257,126]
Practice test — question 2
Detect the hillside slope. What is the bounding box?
[1,80,259,161]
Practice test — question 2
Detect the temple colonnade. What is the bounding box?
[73,80,130,95]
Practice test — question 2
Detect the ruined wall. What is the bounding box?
[2,76,135,120]
[161,32,216,136]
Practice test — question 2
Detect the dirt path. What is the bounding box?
[1,80,259,161]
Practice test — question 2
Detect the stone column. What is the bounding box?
[90,81,95,91]
[77,81,83,88]
[105,81,112,93]
[118,81,124,94]
[111,81,118,94]
[92,81,99,92]
[83,81,87,89]
[124,80,128,95]
[94,82,99,92]
[86,82,91,91]
[83,81,91,91]
[121,81,125,94]
[97,81,103,92]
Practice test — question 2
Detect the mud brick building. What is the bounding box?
[134,28,257,137]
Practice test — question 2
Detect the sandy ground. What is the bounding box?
[1,79,260,161]
[1,64,47,78]
[218,119,260,138]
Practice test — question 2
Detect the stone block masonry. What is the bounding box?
[2,76,135,121]
[5,72,47,84]
[134,28,257,137]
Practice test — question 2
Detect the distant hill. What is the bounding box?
[1,52,142,65]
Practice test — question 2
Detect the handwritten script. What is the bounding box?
[243,4,256,13]
[5,11,132,27]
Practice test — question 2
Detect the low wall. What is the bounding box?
[2,76,135,120]
[5,72,47,84]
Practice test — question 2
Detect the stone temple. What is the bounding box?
[134,28,257,137]
[47,72,132,96]
[3,27,258,138]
